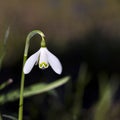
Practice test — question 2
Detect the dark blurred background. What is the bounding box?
[0,0,120,120]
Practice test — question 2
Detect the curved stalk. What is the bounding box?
[18,30,46,120]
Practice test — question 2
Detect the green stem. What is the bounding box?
[18,30,45,120]
[18,55,26,120]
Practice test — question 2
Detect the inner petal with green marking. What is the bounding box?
[39,62,49,69]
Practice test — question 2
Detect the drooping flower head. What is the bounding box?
[23,31,62,75]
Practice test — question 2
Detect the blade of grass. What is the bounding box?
[0,113,2,120]
[0,79,13,90]
[2,114,17,120]
[72,63,90,120]
[0,76,70,104]
[94,73,120,120]
[0,26,10,70]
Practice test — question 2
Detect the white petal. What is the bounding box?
[39,48,49,69]
[39,48,48,64]
[23,50,40,74]
[45,48,62,74]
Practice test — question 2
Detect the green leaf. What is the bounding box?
[0,79,13,90]
[2,114,17,120]
[0,76,70,104]
[0,26,10,70]
[94,74,120,120]
[0,113,2,120]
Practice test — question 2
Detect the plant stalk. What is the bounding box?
[18,30,45,120]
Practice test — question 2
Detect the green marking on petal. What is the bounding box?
[39,62,49,69]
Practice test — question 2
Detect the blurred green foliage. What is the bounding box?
[0,27,10,69]
[0,0,120,119]
[0,76,70,105]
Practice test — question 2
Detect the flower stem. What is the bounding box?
[18,55,27,120]
[18,30,45,120]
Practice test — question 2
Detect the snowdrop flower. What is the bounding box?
[23,47,62,74]
[19,30,62,120]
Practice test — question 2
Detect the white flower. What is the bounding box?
[23,47,62,75]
